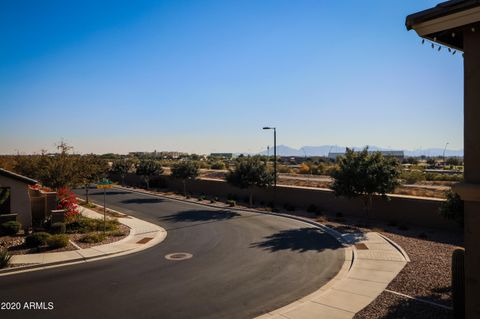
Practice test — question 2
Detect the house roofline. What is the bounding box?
[0,168,38,185]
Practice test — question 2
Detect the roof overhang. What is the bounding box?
[406,0,480,51]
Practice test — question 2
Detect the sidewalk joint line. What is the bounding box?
[69,240,83,250]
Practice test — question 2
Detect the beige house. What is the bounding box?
[0,168,37,228]
[0,168,57,229]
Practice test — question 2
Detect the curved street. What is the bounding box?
[0,188,345,319]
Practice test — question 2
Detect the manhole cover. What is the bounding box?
[165,252,193,261]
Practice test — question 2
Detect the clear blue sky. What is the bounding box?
[0,0,463,154]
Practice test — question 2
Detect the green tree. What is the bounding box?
[171,161,199,197]
[111,159,133,186]
[331,148,400,216]
[38,142,79,189]
[14,154,42,181]
[226,156,274,207]
[446,157,462,166]
[77,155,109,203]
[439,190,464,227]
[135,160,164,189]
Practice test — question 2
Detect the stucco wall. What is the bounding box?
[0,175,32,228]
[112,173,458,230]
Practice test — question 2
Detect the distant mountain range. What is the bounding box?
[255,145,464,157]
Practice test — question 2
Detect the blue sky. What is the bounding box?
[0,0,463,154]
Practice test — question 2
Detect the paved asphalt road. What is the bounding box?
[0,188,345,319]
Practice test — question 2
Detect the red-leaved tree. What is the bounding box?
[56,187,79,219]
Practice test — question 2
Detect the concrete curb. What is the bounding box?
[1,206,167,277]
[113,186,410,319]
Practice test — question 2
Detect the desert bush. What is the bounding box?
[25,232,51,248]
[80,233,106,243]
[1,221,21,236]
[277,165,292,174]
[426,173,463,182]
[107,230,125,237]
[66,216,119,233]
[46,234,69,249]
[227,200,236,207]
[400,170,426,184]
[210,161,226,170]
[50,222,66,234]
[440,190,464,227]
[298,163,310,174]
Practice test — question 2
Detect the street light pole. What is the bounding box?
[443,142,449,165]
[263,127,277,188]
[274,128,276,188]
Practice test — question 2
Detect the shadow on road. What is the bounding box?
[89,191,132,196]
[120,198,165,204]
[160,210,240,223]
[250,227,342,252]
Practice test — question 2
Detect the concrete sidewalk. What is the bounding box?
[1,206,167,275]
[256,232,409,319]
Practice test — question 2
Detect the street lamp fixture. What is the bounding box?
[263,127,277,188]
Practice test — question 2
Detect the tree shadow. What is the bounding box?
[87,190,132,196]
[104,191,132,195]
[120,198,165,204]
[160,210,240,223]
[250,227,343,252]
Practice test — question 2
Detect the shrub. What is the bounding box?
[426,173,463,182]
[46,234,69,249]
[440,190,464,227]
[50,222,66,234]
[210,161,226,170]
[198,195,205,201]
[0,249,12,269]
[66,216,119,233]
[25,232,51,248]
[298,163,310,174]
[227,200,236,207]
[400,170,426,184]
[80,233,106,243]
[1,221,21,236]
[107,230,125,237]
[277,165,292,174]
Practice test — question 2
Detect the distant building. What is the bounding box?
[210,153,234,159]
[128,151,187,159]
[328,150,404,161]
